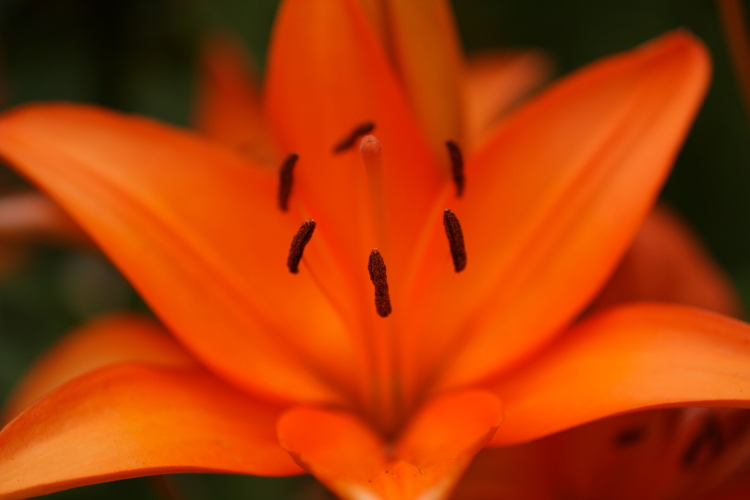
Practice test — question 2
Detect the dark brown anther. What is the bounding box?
[443,209,467,272]
[681,416,724,469]
[278,152,299,211]
[368,249,392,317]
[614,426,646,448]
[333,121,376,153]
[445,140,464,197]
[287,219,316,273]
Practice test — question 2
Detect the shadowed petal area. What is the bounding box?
[0,363,301,500]
[194,34,278,166]
[2,314,196,423]
[408,32,711,391]
[457,408,750,500]
[0,104,359,405]
[464,50,552,145]
[489,304,750,446]
[264,0,443,317]
[278,390,502,500]
[593,205,741,317]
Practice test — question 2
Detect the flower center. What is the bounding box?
[278,122,471,435]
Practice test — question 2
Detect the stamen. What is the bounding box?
[278,152,299,211]
[443,209,467,272]
[287,219,316,274]
[334,121,376,153]
[368,249,392,317]
[445,140,464,197]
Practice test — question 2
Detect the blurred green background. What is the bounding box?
[0,0,748,498]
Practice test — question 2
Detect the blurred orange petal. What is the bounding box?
[594,205,741,316]
[465,49,552,144]
[2,313,195,423]
[0,363,301,500]
[194,33,277,166]
[0,191,89,246]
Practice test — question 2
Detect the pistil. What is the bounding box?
[360,135,389,254]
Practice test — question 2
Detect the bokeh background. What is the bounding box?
[0,1,748,498]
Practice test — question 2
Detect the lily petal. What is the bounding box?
[411,31,711,390]
[490,303,750,446]
[194,34,278,166]
[278,390,502,500]
[0,363,301,500]
[464,50,552,145]
[264,0,443,311]
[0,104,358,404]
[2,313,195,423]
[593,205,741,317]
[379,0,466,151]
[0,191,89,246]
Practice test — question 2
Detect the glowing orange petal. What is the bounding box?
[194,34,277,166]
[264,0,443,314]
[410,31,711,391]
[593,205,741,317]
[278,390,502,500]
[0,364,301,500]
[490,303,750,446]
[464,50,552,144]
[380,0,466,151]
[2,314,195,423]
[0,104,359,405]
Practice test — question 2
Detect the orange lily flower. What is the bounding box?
[1,1,750,499]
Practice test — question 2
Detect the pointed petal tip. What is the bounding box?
[647,29,711,81]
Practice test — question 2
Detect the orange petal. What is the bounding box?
[277,390,502,500]
[193,33,278,166]
[0,363,301,499]
[0,191,89,246]
[379,0,466,152]
[0,104,359,405]
[593,205,741,317]
[490,303,750,446]
[2,313,195,423]
[464,50,552,145]
[408,31,711,391]
[264,0,444,314]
